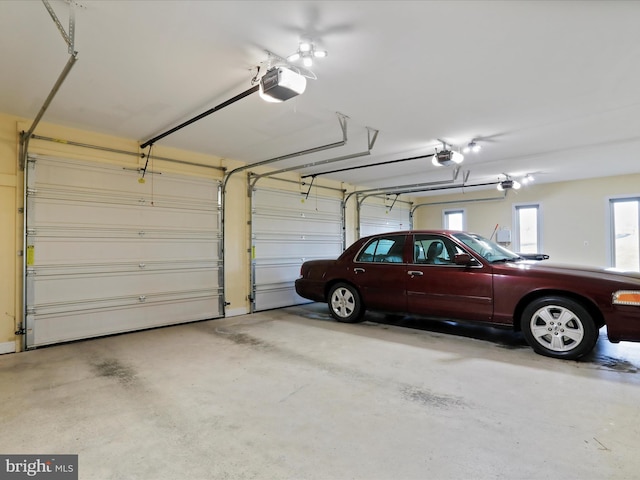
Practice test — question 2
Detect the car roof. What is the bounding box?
[361,230,470,238]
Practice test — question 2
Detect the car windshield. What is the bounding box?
[452,232,523,263]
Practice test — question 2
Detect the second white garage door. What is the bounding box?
[251,187,343,312]
[25,155,222,348]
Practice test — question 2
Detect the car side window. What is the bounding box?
[413,235,463,265]
[357,235,406,263]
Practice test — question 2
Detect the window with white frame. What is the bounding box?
[443,209,465,231]
[610,197,640,271]
[514,204,541,253]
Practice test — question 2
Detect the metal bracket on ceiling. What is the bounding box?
[350,166,463,207]
[42,0,77,54]
[366,126,379,151]
[238,112,351,196]
[19,2,80,170]
[249,124,379,193]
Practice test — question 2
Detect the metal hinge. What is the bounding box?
[15,323,25,336]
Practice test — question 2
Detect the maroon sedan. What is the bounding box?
[295,230,640,360]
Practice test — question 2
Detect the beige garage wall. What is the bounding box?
[0,114,18,353]
[412,174,640,267]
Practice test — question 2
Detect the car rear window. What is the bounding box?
[357,235,406,263]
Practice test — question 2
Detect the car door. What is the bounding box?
[406,234,493,321]
[350,234,408,313]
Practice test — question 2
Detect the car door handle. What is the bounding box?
[408,270,423,276]
[354,267,365,274]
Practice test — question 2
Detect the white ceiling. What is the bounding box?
[1,0,639,196]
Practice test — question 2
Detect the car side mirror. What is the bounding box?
[454,253,474,265]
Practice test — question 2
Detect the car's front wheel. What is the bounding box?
[328,283,365,323]
[521,296,598,360]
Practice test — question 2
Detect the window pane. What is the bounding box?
[414,235,461,264]
[444,210,464,231]
[357,236,406,263]
[517,206,538,253]
[613,200,639,271]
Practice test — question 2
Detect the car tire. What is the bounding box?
[521,296,598,360]
[328,283,365,323]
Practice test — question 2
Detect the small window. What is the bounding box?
[610,198,640,271]
[514,204,541,253]
[357,235,406,263]
[444,209,465,231]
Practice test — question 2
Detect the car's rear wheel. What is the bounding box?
[521,296,598,360]
[328,283,365,323]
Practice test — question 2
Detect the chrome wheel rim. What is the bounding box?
[331,287,355,318]
[529,305,585,352]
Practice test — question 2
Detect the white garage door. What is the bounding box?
[359,199,411,238]
[25,155,222,348]
[251,187,343,311]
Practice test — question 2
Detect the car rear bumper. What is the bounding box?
[294,278,325,303]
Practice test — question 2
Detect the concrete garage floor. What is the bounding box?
[1,304,640,480]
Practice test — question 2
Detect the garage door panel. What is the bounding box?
[254,262,302,285]
[32,259,219,276]
[34,162,148,195]
[252,216,339,236]
[33,187,217,212]
[26,155,222,347]
[33,157,218,202]
[29,288,219,317]
[254,286,305,312]
[30,268,220,304]
[32,197,217,230]
[253,238,342,259]
[254,188,339,213]
[360,201,411,238]
[30,238,219,264]
[29,295,220,347]
[252,188,343,311]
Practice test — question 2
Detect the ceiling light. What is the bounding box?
[522,173,535,184]
[259,67,307,103]
[463,140,481,154]
[287,40,328,68]
[286,52,300,62]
